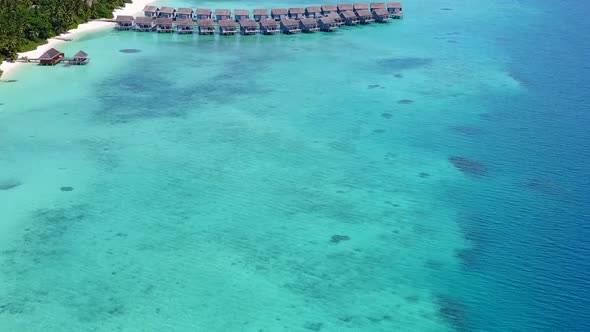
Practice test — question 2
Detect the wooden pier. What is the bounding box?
[112,2,404,35]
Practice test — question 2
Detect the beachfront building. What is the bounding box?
[176,8,194,20]
[68,51,90,65]
[318,17,338,32]
[328,12,344,26]
[387,2,403,18]
[299,18,320,33]
[156,18,174,33]
[115,15,134,30]
[288,8,305,19]
[280,19,301,34]
[39,48,64,66]
[253,9,269,21]
[158,7,176,19]
[371,2,386,10]
[305,6,322,18]
[143,6,159,18]
[195,9,212,20]
[340,11,360,25]
[271,9,288,21]
[353,3,369,11]
[321,5,337,15]
[218,19,237,35]
[239,19,258,35]
[215,9,231,22]
[337,4,353,13]
[355,9,374,23]
[260,19,279,34]
[197,19,215,34]
[176,19,194,34]
[135,17,154,31]
[234,9,250,22]
[372,8,391,23]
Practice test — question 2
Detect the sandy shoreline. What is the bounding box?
[0,0,153,79]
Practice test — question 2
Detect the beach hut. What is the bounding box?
[353,3,369,11]
[218,19,237,35]
[372,8,390,22]
[321,5,337,15]
[318,17,338,32]
[156,18,174,33]
[158,7,176,19]
[371,2,386,10]
[253,9,269,21]
[67,50,90,65]
[195,9,212,20]
[271,9,288,21]
[239,19,259,35]
[355,9,374,23]
[197,19,215,34]
[39,48,64,66]
[143,5,159,18]
[134,16,154,31]
[176,8,194,20]
[337,4,353,13]
[305,6,322,18]
[327,12,344,26]
[234,9,250,22]
[299,18,320,33]
[340,11,360,25]
[259,19,279,34]
[115,15,134,30]
[176,19,194,33]
[289,8,305,19]
[215,9,231,21]
[387,2,403,18]
[280,19,301,34]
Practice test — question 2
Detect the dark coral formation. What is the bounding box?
[419,172,430,178]
[0,179,22,190]
[119,49,141,53]
[373,129,385,134]
[381,112,392,119]
[524,178,563,195]
[330,235,350,244]
[394,74,404,78]
[60,186,74,192]
[449,126,483,136]
[437,295,469,331]
[397,99,414,104]
[449,157,487,176]
[368,84,381,89]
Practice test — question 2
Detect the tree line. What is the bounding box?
[0,0,129,60]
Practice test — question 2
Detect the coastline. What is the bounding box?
[0,0,154,80]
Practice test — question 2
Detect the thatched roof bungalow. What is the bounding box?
[387,2,403,18]
[340,11,359,25]
[158,7,176,19]
[68,50,89,65]
[299,18,319,33]
[337,4,353,13]
[215,9,231,21]
[271,8,288,21]
[288,8,305,19]
[327,12,344,26]
[39,48,64,65]
[176,8,194,20]
[355,9,374,23]
[218,19,237,35]
[253,9,269,21]
[318,17,338,32]
[321,5,337,15]
[135,16,155,31]
[239,19,258,35]
[280,19,301,34]
[260,19,279,34]
[195,9,212,20]
[234,9,250,22]
[156,17,174,33]
[115,15,134,30]
[176,19,194,33]
[371,2,386,10]
[305,6,322,18]
[372,8,390,22]
[353,3,369,11]
[197,19,215,34]
[143,5,159,18]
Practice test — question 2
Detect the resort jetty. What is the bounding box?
[114,2,403,35]
[15,48,90,66]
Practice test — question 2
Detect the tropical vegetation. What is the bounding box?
[0,0,130,60]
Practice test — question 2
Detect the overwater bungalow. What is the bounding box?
[239,19,258,35]
[321,5,337,15]
[39,48,64,66]
[135,16,155,31]
[299,18,320,33]
[372,8,390,23]
[318,17,338,32]
[327,12,344,26]
[260,19,279,34]
[158,7,176,19]
[305,6,322,18]
[218,19,237,35]
[271,9,288,21]
[115,15,134,30]
[143,5,159,18]
[234,9,250,22]
[156,18,174,33]
[340,11,360,25]
[195,9,212,20]
[176,8,194,20]
[280,19,301,34]
[197,19,215,34]
[371,2,386,10]
[387,2,403,18]
[353,3,369,11]
[289,8,305,19]
[337,4,353,13]
[253,9,269,21]
[355,9,374,23]
[176,19,194,34]
[67,50,90,65]
[215,9,231,21]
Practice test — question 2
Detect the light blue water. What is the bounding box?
[1,0,589,331]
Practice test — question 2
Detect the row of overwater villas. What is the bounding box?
[116,4,403,34]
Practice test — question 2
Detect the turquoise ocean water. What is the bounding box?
[1,0,589,330]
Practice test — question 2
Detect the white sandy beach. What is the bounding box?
[0,0,154,79]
